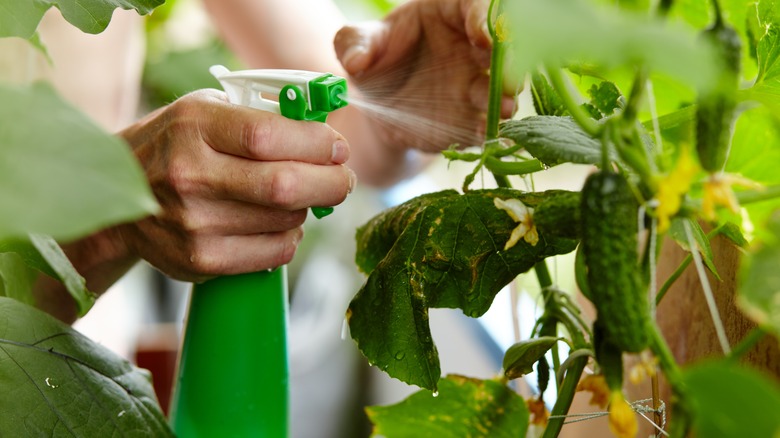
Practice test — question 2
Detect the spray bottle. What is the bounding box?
[169,65,348,437]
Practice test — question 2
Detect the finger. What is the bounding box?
[178,199,308,236]
[190,91,351,164]
[334,21,388,76]
[188,228,305,279]
[463,0,492,49]
[469,72,516,118]
[206,158,357,210]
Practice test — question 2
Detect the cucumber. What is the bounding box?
[580,171,649,353]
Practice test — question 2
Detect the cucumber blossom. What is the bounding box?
[580,171,649,353]
[696,4,741,173]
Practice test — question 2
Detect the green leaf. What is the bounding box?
[738,211,780,337]
[500,116,604,167]
[0,82,159,241]
[0,297,173,436]
[668,218,721,280]
[588,81,623,117]
[0,253,37,306]
[502,336,561,380]
[29,234,96,317]
[530,73,567,116]
[0,0,164,38]
[350,189,578,390]
[506,0,720,92]
[726,106,780,228]
[367,375,528,438]
[684,361,780,438]
[752,0,780,85]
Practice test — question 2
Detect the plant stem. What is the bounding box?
[484,157,545,176]
[483,0,512,189]
[656,255,691,305]
[736,184,780,205]
[728,327,767,362]
[546,67,601,138]
[649,323,683,394]
[542,354,588,438]
[535,261,554,289]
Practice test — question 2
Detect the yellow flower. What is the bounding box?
[576,374,611,409]
[495,13,510,43]
[494,198,539,249]
[628,351,658,385]
[655,148,699,233]
[608,391,638,438]
[702,173,762,221]
[526,397,550,426]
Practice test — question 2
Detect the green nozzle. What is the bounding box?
[310,74,348,112]
[279,74,348,123]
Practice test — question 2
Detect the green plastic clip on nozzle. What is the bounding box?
[169,65,348,437]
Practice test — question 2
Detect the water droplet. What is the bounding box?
[45,377,59,389]
[340,318,350,340]
[117,410,126,418]
[432,391,439,398]
[394,351,406,360]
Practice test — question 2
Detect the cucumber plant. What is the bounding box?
[349,0,780,437]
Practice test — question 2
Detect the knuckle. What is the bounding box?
[244,120,275,158]
[267,169,299,208]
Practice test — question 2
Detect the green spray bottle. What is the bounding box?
[169,65,348,437]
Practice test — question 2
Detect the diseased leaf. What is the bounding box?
[0,82,159,241]
[350,189,578,390]
[0,297,173,436]
[367,375,528,438]
[503,336,561,380]
[684,361,780,438]
[500,116,604,167]
[738,211,780,337]
[0,0,164,38]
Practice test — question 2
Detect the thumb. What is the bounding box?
[334,21,387,76]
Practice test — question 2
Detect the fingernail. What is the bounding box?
[342,44,368,73]
[332,140,349,164]
[347,167,358,193]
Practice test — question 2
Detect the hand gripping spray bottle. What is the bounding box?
[169,65,348,437]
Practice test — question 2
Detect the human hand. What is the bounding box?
[116,89,356,283]
[333,0,514,153]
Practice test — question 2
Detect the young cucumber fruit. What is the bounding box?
[695,9,741,173]
[580,171,649,353]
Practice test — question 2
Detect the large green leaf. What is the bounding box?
[0,82,158,241]
[350,189,578,390]
[367,375,528,438]
[738,211,780,337]
[506,0,720,92]
[0,297,173,436]
[500,116,604,167]
[684,361,780,438]
[0,253,37,306]
[0,0,164,38]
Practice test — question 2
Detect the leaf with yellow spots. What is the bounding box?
[367,375,528,438]
[351,189,579,390]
